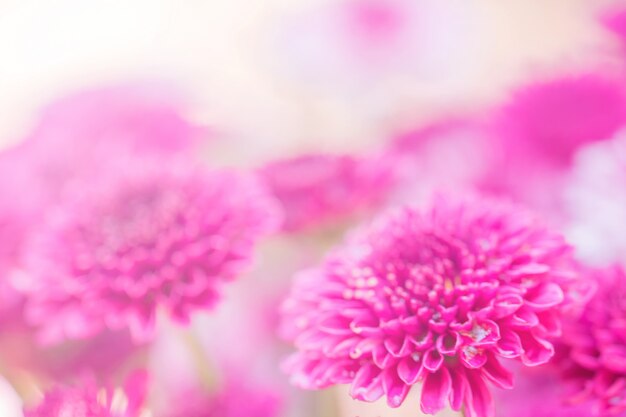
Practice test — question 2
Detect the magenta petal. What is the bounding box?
[496,329,523,358]
[492,293,523,319]
[423,348,444,372]
[449,368,468,411]
[463,370,494,417]
[350,363,384,402]
[536,310,561,337]
[384,335,412,357]
[420,367,452,415]
[481,355,513,389]
[350,363,377,397]
[571,348,600,369]
[382,368,411,408]
[506,308,539,328]
[461,346,487,368]
[372,344,393,368]
[397,355,424,385]
[601,345,626,373]
[525,282,564,311]
[520,332,554,366]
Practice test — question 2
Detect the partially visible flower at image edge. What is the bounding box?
[556,265,626,415]
[18,157,281,343]
[281,194,591,417]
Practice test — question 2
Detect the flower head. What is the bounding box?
[557,265,626,415]
[281,194,587,417]
[24,371,148,417]
[493,73,626,167]
[259,153,394,232]
[21,157,280,342]
[29,83,203,156]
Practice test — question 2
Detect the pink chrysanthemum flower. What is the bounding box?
[557,265,626,415]
[492,73,626,167]
[281,194,588,417]
[28,83,204,155]
[495,367,594,417]
[24,371,148,417]
[258,153,394,232]
[20,157,280,342]
[602,7,626,47]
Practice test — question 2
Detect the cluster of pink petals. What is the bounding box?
[20,157,280,342]
[24,371,148,417]
[281,194,590,417]
[258,152,394,232]
[556,265,626,415]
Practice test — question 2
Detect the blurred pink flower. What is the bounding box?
[258,152,395,232]
[281,194,588,417]
[274,0,478,91]
[602,7,626,46]
[20,157,280,342]
[24,371,148,417]
[28,83,204,155]
[495,367,593,417]
[0,83,205,321]
[0,83,205,220]
[158,378,281,417]
[557,265,626,415]
[491,73,626,168]
[483,73,626,221]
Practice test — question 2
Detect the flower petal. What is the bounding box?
[397,354,424,385]
[481,354,513,389]
[420,367,452,414]
[463,369,494,417]
[525,282,564,311]
[423,348,444,372]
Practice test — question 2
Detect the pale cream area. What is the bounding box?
[0,0,617,158]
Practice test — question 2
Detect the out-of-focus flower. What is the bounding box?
[564,133,626,265]
[258,152,395,233]
[0,82,205,322]
[273,0,478,91]
[602,7,626,47]
[281,194,588,417]
[556,265,626,415]
[28,83,204,155]
[19,157,280,343]
[495,367,593,417]
[483,73,626,221]
[23,371,148,417]
[0,83,205,227]
[492,73,626,167]
[158,378,281,417]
